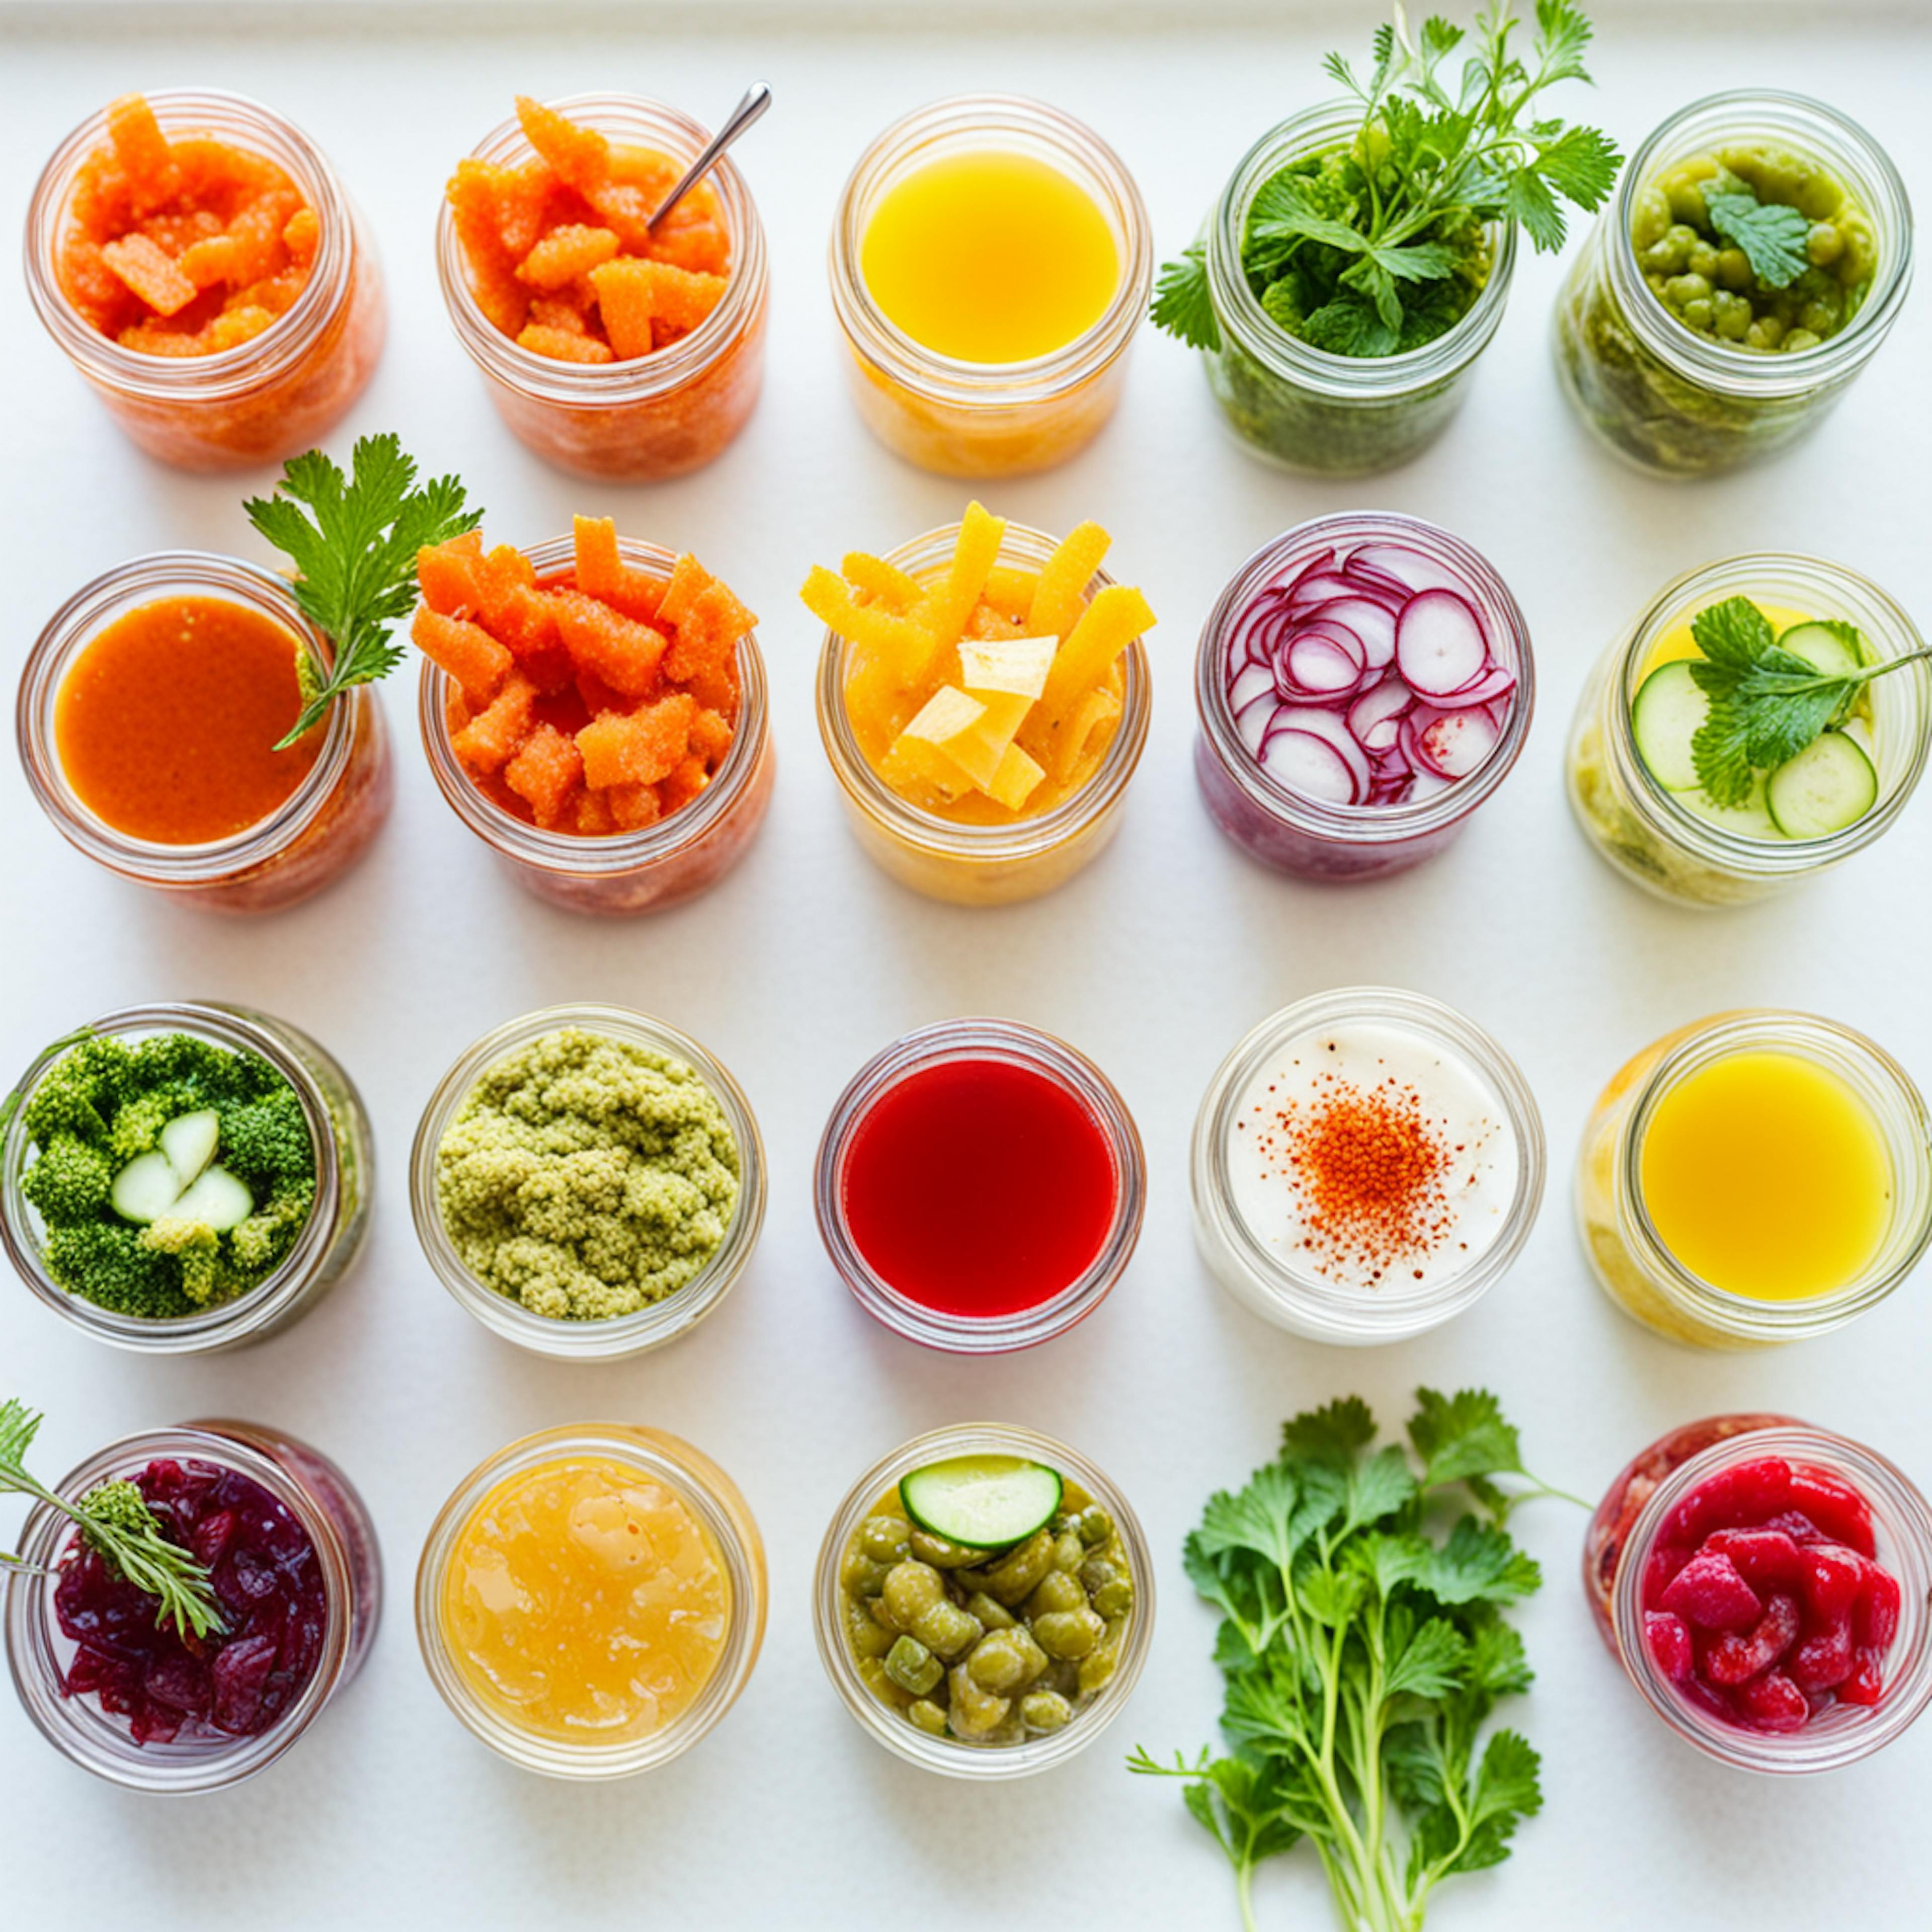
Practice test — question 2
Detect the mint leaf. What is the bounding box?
[1704,185,1810,288]
[1151,242,1220,351]
[1689,595,1776,670]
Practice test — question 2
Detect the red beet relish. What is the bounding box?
[55,1457,325,1746]
[840,1056,1118,1320]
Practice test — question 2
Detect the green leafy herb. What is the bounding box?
[0,1399,224,1641]
[1154,3,1621,358]
[246,433,481,751]
[1703,181,1810,289]
[1687,597,1931,807]
[1130,1389,1571,1932]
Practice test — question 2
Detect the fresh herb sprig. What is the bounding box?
[0,1398,224,1642]
[1687,597,1931,807]
[1154,2,1621,358]
[247,433,481,751]
[1702,175,1810,289]
[1130,1390,1574,1932]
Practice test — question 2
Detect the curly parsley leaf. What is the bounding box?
[1704,183,1811,288]
[1151,243,1220,352]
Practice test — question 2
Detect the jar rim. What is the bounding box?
[415,1422,766,1779]
[0,1002,350,1354]
[813,1018,1145,1354]
[408,1002,766,1360]
[812,1422,1154,1779]
[828,93,1153,406]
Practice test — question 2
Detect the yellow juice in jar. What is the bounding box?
[860,151,1118,362]
[1638,1050,1892,1299]
[1641,604,1810,676]
[439,1455,731,1744]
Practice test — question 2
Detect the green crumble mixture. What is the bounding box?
[436,1026,739,1321]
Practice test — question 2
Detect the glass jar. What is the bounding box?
[1193,515,1534,880]
[815,521,1150,904]
[1,1001,372,1355]
[1553,91,1912,478]
[416,1423,766,1779]
[18,552,393,913]
[815,1018,1144,1354]
[1584,1416,1932,1773]
[813,1423,1154,1778]
[1192,988,1545,1344]
[4,1418,380,1791]
[25,89,384,472]
[436,94,768,480]
[410,1003,765,1361]
[1198,103,1516,476]
[1567,553,1929,906]
[829,95,1151,477]
[1576,1010,1932,1349]
[417,533,773,915]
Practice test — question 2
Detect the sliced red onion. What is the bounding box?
[1395,591,1489,699]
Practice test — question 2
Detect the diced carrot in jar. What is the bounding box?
[577,691,695,788]
[418,531,487,616]
[664,579,755,684]
[519,223,620,289]
[518,325,612,363]
[505,719,585,822]
[572,788,617,836]
[589,257,725,359]
[689,707,734,764]
[101,233,199,316]
[552,589,667,696]
[105,94,180,209]
[515,97,610,192]
[602,781,663,832]
[283,205,319,267]
[659,755,710,814]
[412,607,513,704]
[206,305,277,352]
[452,672,539,774]
[571,516,667,622]
[655,553,714,632]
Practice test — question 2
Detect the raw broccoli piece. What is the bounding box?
[18,1036,139,1147]
[130,1032,250,1101]
[41,1221,193,1320]
[219,1087,315,1191]
[105,1084,196,1165]
[139,1217,245,1308]
[230,1180,317,1274]
[20,1135,114,1222]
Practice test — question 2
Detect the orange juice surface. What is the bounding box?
[440,1455,731,1744]
[1639,1050,1892,1300]
[1641,604,1809,677]
[860,151,1118,363]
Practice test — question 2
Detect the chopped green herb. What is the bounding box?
[1702,180,1811,290]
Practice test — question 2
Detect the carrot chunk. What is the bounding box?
[519,223,620,289]
[100,234,199,316]
[588,257,726,359]
[658,755,710,814]
[517,324,611,363]
[577,692,695,788]
[105,94,180,210]
[283,206,320,267]
[602,781,663,832]
[689,706,735,764]
[417,531,487,616]
[571,515,666,622]
[451,672,538,775]
[515,96,609,193]
[572,788,618,836]
[504,720,584,822]
[552,590,667,696]
[412,607,512,704]
[655,553,715,632]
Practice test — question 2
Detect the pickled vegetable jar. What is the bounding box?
[3,1418,380,1790]
[1584,1416,1932,1772]
[1576,1011,1932,1349]
[1553,91,1912,477]
[1567,553,1929,906]
[829,96,1151,477]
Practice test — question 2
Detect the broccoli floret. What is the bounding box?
[19,1135,114,1223]
[219,1087,315,1191]
[230,1180,316,1274]
[139,1217,244,1308]
[41,1221,193,1319]
[106,1085,198,1164]
[18,1036,140,1147]
[130,1032,245,1099]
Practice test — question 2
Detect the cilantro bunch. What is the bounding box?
[1132,1390,1574,1932]
[1155,2,1621,359]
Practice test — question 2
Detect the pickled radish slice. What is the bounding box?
[1417,707,1501,779]
[1395,591,1489,697]
[1286,634,1365,694]
[1259,731,1359,803]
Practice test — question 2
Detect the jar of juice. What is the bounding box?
[24,90,384,471]
[829,96,1151,477]
[1576,1011,1932,1349]
[417,1424,766,1779]
[436,95,768,480]
[1193,103,1516,475]
[417,532,774,915]
[1554,92,1912,477]
[1567,554,1930,907]
[18,552,393,913]
[1193,515,1534,880]
[815,1018,1144,1353]
[815,520,1151,904]
[4,1418,380,1791]
[1585,1416,1932,1773]
[814,1424,1155,1778]
[0,1001,373,1355]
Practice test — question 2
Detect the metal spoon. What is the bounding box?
[647,83,772,230]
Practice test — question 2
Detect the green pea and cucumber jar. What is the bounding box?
[1566,553,1931,907]
[1555,90,1912,476]
[815,1425,1153,1777]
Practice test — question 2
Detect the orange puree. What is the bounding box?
[58,94,319,357]
[439,1455,731,1744]
[55,596,320,844]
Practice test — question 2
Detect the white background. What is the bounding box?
[2,5,1928,1927]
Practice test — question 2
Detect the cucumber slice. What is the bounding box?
[1631,660,1708,791]
[1778,620,1866,679]
[900,1456,1063,1551]
[1679,774,1781,841]
[159,1108,220,1192]
[1766,731,1878,839]
[110,1150,183,1225]
[167,1165,255,1234]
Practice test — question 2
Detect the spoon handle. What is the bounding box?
[648,83,773,230]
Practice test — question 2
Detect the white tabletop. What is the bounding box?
[1,7,1928,1928]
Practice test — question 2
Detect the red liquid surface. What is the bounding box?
[841,1057,1117,1319]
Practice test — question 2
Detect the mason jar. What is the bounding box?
[829,95,1151,477]
[436,94,767,480]
[1567,553,1929,906]
[4,1418,380,1791]
[1197,102,1516,475]
[1,1001,372,1354]
[1576,1010,1932,1349]
[1553,91,1912,477]
[24,89,384,471]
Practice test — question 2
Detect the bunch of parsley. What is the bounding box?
[1155,2,1621,359]
[1132,1390,1573,1932]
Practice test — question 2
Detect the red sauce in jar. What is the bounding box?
[840,1057,1116,1319]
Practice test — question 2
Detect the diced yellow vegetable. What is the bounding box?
[985,741,1045,812]
[981,564,1040,620]
[1027,521,1112,639]
[1039,584,1155,727]
[914,500,1005,643]
[842,552,923,610]
[880,734,974,803]
[933,690,1031,788]
[963,603,1024,643]
[802,565,941,682]
[901,685,988,747]
[959,635,1057,701]
[1032,683,1124,784]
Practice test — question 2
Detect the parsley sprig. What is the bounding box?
[1131,1390,1575,1932]
[0,1398,225,1642]
[1687,597,1930,807]
[247,434,481,751]
[1154,2,1621,357]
